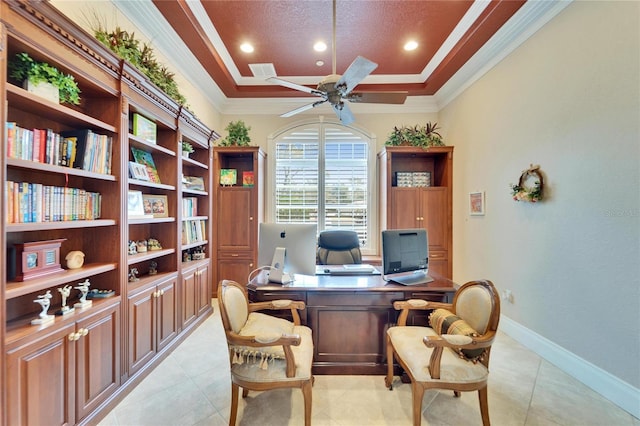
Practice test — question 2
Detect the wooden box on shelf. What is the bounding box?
[14,238,66,281]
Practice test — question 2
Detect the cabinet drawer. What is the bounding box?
[217,251,253,259]
[307,291,404,307]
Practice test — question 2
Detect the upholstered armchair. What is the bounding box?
[217,280,314,426]
[385,279,500,426]
[316,229,362,264]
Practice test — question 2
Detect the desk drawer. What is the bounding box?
[307,292,404,307]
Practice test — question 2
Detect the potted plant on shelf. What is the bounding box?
[385,121,445,148]
[218,120,251,147]
[8,52,81,105]
[181,141,194,158]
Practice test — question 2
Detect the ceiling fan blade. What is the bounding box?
[332,102,355,125]
[267,77,324,96]
[280,99,327,118]
[346,91,408,104]
[336,56,378,95]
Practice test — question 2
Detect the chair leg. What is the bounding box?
[478,386,490,426]
[242,387,249,398]
[230,382,239,426]
[453,390,461,397]
[302,380,313,426]
[385,334,394,390]
[411,382,424,426]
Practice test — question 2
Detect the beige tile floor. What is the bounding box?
[99,303,639,426]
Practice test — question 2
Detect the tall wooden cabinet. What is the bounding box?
[0,2,215,424]
[212,147,265,291]
[378,146,453,278]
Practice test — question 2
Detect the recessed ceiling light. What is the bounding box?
[316,60,324,67]
[404,40,418,51]
[240,43,254,53]
[314,41,327,52]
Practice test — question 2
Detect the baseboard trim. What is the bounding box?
[500,315,640,419]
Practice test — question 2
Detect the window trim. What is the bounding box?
[266,119,378,255]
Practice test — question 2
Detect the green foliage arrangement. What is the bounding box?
[181,141,194,153]
[94,25,187,106]
[9,52,81,105]
[219,120,252,147]
[385,121,445,148]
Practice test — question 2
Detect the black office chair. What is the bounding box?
[316,230,362,265]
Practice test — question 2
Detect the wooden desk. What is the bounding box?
[248,271,456,375]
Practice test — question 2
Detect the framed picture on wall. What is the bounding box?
[469,191,485,216]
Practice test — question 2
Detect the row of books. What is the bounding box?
[5,181,102,224]
[182,197,199,217]
[182,219,206,245]
[5,123,113,174]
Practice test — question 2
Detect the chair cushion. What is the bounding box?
[231,325,314,382]
[232,312,295,360]
[429,308,484,361]
[387,326,488,383]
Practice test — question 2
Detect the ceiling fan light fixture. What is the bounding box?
[240,42,254,53]
[313,41,327,52]
[404,40,419,51]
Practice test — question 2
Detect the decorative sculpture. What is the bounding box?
[65,250,85,269]
[128,240,137,255]
[147,238,162,251]
[129,267,139,282]
[32,290,54,325]
[57,284,74,315]
[74,278,92,309]
[149,261,158,275]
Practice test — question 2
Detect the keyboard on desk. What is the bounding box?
[389,271,433,286]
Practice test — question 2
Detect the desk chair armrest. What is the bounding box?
[393,299,453,326]
[249,299,306,325]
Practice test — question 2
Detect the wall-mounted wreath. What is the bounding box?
[510,164,544,202]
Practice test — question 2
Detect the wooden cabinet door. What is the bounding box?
[421,187,448,252]
[128,286,157,376]
[391,188,420,229]
[217,189,253,251]
[6,323,76,426]
[75,302,121,421]
[197,263,212,315]
[181,265,198,329]
[216,257,254,288]
[157,278,178,352]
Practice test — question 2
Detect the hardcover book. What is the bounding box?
[132,113,157,144]
[131,147,161,183]
[242,171,255,187]
[220,169,237,186]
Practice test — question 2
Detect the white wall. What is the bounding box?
[439,0,639,390]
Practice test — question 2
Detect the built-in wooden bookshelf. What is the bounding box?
[0,1,216,424]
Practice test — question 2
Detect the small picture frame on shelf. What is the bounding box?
[132,112,157,144]
[14,238,66,281]
[242,171,255,187]
[469,191,485,216]
[128,190,148,218]
[129,161,150,181]
[143,194,169,218]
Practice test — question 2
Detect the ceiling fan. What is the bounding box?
[267,0,408,125]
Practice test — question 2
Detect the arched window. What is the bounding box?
[267,121,377,254]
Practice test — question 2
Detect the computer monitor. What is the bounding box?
[257,223,318,284]
[381,228,429,276]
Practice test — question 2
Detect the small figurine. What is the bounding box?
[149,261,158,275]
[65,250,85,269]
[129,267,139,282]
[57,284,74,315]
[32,290,54,325]
[74,278,92,309]
[136,240,148,253]
[147,238,162,251]
[183,251,191,262]
[192,247,205,260]
[128,240,137,255]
